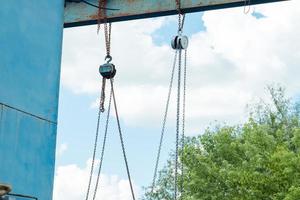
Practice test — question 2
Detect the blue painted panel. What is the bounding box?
[0,105,57,200]
[1,196,36,200]
[1,196,34,200]
[0,1,64,200]
[0,0,64,122]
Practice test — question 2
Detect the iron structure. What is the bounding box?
[0,0,288,199]
[64,0,288,27]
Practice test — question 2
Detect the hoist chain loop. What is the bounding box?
[88,1,135,199]
[84,87,103,200]
[100,21,112,113]
[174,2,187,198]
[110,79,136,200]
[174,48,182,200]
[151,50,178,193]
[92,87,113,200]
[180,49,187,200]
[100,78,106,112]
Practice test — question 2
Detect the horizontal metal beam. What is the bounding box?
[64,0,288,28]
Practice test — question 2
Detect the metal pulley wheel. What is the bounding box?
[171,35,189,50]
[99,56,116,79]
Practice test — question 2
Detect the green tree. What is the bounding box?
[144,87,300,200]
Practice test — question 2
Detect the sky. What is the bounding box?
[53,1,300,199]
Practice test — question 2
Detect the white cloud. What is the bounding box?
[61,1,300,134]
[56,143,68,157]
[53,159,139,200]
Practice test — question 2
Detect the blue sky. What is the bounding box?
[56,12,205,188]
[54,1,300,199]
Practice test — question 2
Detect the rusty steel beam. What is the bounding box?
[64,0,288,28]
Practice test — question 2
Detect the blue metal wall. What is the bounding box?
[0,1,64,199]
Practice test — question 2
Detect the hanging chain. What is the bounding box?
[84,88,103,200]
[175,1,182,200]
[151,50,178,193]
[110,79,136,200]
[175,0,185,33]
[100,78,106,112]
[175,0,181,32]
[99,22,112,112]
[174,1,187,199]
[86,6,114,199]
[104,23,112,57]
[175,48,182,200]
[92,87,113,200]
[180,49,187,200]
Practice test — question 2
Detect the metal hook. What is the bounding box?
[105,55,112,63]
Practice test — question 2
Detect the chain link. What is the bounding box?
[151,50,178,193]
[104,23,112,57]
[92,87,113,200]
[110,79,136,200]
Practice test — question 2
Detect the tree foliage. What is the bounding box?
[144,87,300,200]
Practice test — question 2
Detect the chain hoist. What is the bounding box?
[84,1,136,199]
[173,1,188,200]
[85,23,115,200]
[99,23,115,112]
[151,1,188,200]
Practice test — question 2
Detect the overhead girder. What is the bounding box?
[64,0,287,28]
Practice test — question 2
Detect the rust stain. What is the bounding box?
[88,14,99,20]
[126,0,137,3]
